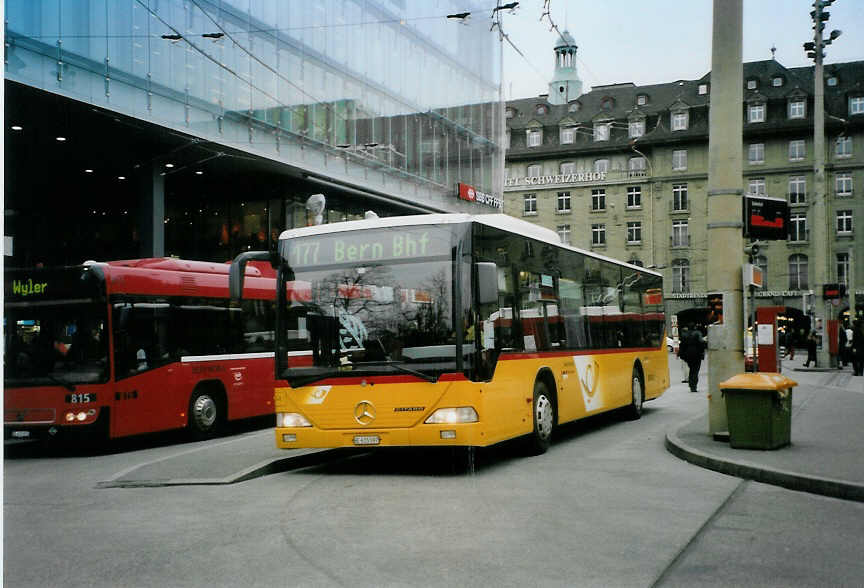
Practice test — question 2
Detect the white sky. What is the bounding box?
[500,0,864,100]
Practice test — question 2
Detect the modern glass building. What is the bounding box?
[5,0,504,265]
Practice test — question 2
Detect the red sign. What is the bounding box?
[457,183,502,208]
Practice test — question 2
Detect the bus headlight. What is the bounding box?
[277,412,312,427]
[424,407,478,424]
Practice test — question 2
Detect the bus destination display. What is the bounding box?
[287,227,452,268]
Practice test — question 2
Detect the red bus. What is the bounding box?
[4,258,277,442]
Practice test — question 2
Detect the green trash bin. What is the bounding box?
[720,373,797,450]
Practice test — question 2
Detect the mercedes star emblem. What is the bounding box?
[354,400,376,425]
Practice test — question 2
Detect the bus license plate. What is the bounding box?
[353,435,380,446]
[11,431,31,439]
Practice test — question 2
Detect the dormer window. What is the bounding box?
[628,119,645,138]
[568,102,581,112]
[601,97,615,111]
[748,103,766,123]
[535,104,548,116]
[505,107,516,119]
[671,111,689,131]
[788,98,806,119]
[746,79,758,90]
[559,126,575,144]
[636,94,648,106]
[594,123,610,141]
[698,84,709,95]
[526,128,543,147]
[827,76,838,87]
[772,76,784,87]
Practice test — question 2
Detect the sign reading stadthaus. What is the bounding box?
[504,172,608,187]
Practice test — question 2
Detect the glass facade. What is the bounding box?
[6,0,504,262]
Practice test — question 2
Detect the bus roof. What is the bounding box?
[278,213,660,277]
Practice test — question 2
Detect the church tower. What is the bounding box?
[547,30,583,105]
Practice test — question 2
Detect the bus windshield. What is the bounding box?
[4,300,109,388]
[277,225,459,386]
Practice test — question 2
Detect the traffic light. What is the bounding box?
[803,41,816,59]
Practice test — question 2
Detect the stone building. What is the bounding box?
[505,36,863,343]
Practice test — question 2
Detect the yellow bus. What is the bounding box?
[230,213,668,455]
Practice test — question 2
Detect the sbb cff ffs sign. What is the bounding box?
[744,195,789,240]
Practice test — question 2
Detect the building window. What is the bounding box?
[827,76,838,87]
[591,224,606,246]
[756,255,769,289]
[789,213,808,242]
[628,157,646,176]
[527,128,542,147]
[504,130,511,150]
[628,120,645,138]
[748,143,765,164]
[505,108,516,119]
[594,123,610,141]
[788,176,806,204]
[788,254,808,290]
[523,193,537,215]
[746,79,757,90]
[838,252,850,287]
[560,127,575,144]
[527,164,541,177]
[698,84,708,95]
[636,94,648,106]
[627,222,642,244]
[672,184,688,211]
[629,259,644,267]
[556,191,571,213]
[850,96,864,116]
[671,111,688,131]
[560,161,576,175]
[748,103,765,123]
[672,220,689,248]
[672,259,690,293]
[591,189,606,211]
[835,136,852,158]
[672,149,688,171]
[788,99,806,119]
[568,102,581,112]
[594,159,609,173]
[836,210,853,235]
[836,172,853,196]
[772,76,784,87]
[627,186,642,209]
[536,104,548,115]
[557,224,571,245]
[788,139,806,161]
[748,178,766,195]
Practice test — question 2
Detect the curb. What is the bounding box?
[96,448,350,488]
[665,414,864,503]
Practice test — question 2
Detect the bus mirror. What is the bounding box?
[476,262,498,305]
[229,250,274,300]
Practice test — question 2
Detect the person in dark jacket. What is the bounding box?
[851,320,864,377]
[803,330,818,367]
[680,324,706,392]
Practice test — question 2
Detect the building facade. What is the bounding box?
[505,56,864,341]
[5,0,504,266]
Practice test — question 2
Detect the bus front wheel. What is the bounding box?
[528,380,554,455]
[189,390,221,438]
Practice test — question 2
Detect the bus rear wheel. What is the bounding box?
[528,380,554,455]
[189,390,221,438]
[625,366,644,421]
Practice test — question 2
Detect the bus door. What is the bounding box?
[110,301,180,436]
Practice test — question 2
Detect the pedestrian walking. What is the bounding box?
[680,324,706,392]
[677,324,690,383]
[803,330,818,367]
[851,320,864,377]
[841,322,853,368]
[782,330,795,360]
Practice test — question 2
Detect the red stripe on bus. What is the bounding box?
[499,347,662,361]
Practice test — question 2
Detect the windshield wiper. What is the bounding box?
[46,374,76,391]
[350,360,438,383]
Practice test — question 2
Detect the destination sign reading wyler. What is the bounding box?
[287,227,452,267]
